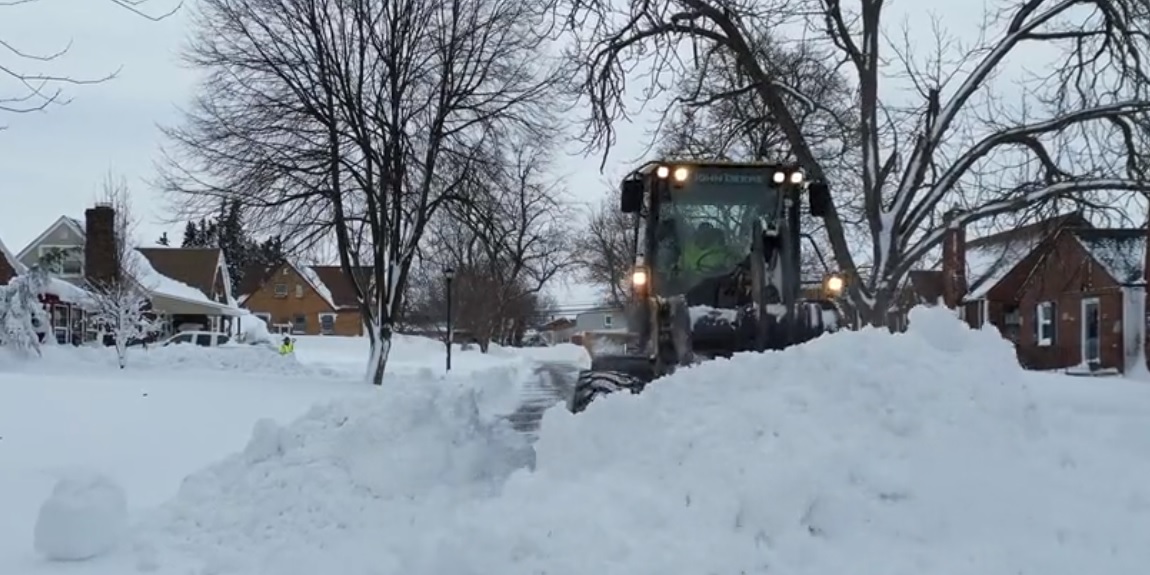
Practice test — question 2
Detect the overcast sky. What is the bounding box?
[0,0,1048,307]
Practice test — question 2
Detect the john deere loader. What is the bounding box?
[568,160,846,413]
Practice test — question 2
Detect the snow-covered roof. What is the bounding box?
[43,277,93,306]
[0,236,25,274]
[293,262,337,309]
[1073,229,1146,285]
[964,236,1042,300]
[127,249,237,310]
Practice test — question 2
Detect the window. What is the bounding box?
[1036,301,1056,346]
[318,313,336,335]
[603,314,613,328]
[217,335,231,345]
[274,283,288,297]
[38,246,83,276]
[292,314,307,334]
[295,284,304,298]
[194,334,213,347]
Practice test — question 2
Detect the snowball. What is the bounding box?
[33,471,128,561]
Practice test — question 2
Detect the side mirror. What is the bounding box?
[620,178,643,213]
[808,182,831,218]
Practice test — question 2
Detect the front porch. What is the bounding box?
[149,292,243,337]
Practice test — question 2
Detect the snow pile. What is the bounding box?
[234,310,274,344]
[33,472,128,561]
[110,306,1149,574]
[132,369,534,573]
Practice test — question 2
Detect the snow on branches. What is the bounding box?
[0,266,51,355]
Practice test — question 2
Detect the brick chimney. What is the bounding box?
[941,210,967,308]
[85,203,118,287]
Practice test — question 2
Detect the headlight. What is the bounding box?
[772,171,786,183]
[631,269,648,286]
[824,274,844,294]
[789,171,803,184]
[672,166,689,182]
[655,165,669,178]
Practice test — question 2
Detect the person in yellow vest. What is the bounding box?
[679,222,738,275]
[279,336,295,355]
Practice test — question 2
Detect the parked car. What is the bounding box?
[161,331,232,347]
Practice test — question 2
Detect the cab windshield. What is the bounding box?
[652,167,781,296]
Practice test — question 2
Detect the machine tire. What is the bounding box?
[568,369,647,413]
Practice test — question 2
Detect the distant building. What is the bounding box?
[575,307,627,334]
[537,317,576,344]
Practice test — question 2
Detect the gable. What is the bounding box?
[961,214,1090,302]
[1010,229,1126,300]
[262,263,337,310]
[16,216,86,268]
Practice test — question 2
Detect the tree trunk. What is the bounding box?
[365,320,393,386]
[116,339,127,369]
[868,287,892,330]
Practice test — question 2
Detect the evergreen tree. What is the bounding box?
[177,202,288,294]
[182,221,199,247]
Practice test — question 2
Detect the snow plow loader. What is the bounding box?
[568,160,847,413]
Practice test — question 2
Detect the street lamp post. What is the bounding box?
[445,266,455,372]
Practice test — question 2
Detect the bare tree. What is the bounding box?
[424,137,576,350]
[653,32,862,280]
[85,173,158,368]
[556,0,1150,325]
[573,185,634,307]
[0,0,179,122]
[159,0,562,383]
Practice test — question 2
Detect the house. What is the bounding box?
[2,232,95,344]
[537,317,576,345]
[909,212,1150,374]
[14,215,87,279]
[240,262,371,336]
[14,205,242,341]
[575,307,626,333]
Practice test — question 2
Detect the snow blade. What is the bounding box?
[568,369,648,413]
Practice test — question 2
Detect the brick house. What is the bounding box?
[908,212,1149,374]
[239,262,371,336]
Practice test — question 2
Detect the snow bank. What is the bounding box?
[33,472,128,561]
[119,306,1150,574]
[132,368,535,573]
[30,342,341,379]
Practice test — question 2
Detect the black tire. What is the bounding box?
[568,370,647,413]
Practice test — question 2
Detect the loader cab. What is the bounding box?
[619,160,826,303]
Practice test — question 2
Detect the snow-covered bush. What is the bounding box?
[0,267,50,356]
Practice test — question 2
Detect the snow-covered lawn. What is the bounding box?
[2,309,1149,574]
[0,336,563,572]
